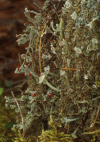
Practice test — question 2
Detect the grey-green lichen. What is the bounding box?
[5,0,100,141]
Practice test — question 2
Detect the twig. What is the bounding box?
[94,103,100,123]
[11,91,25,138]
[3,79,27,93]
[36,25,46,73]
[0,110,15,123]
[2,129,8,135]
[2,77,26,85]
[0,55,18,62]
[3,84,20,93]
[39,36,42,73]
[61,68,77,71]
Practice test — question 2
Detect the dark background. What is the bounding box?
[0,0,45,94]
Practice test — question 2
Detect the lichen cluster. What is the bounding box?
[5,0,100,141]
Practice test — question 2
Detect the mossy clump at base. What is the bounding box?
[37,115,72,142]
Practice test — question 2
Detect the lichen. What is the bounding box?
[5,0,100,141]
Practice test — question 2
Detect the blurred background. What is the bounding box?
[0,0,45,139]
[0,0,45,94]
